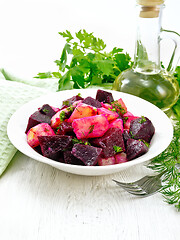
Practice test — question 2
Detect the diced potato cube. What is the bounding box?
[115,152,127,164]
[97,107,119,121]
[123,111,139,131]
[98,156,116,166]
[109,118,124,132]
[27,123,55,148]
[72,114,109,139]
[51,108,69,128]
[68,103,97,123]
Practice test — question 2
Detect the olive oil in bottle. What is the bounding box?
[112,0,180,112]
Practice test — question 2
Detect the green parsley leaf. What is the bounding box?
[58,71,73,91]
[113,145,122,153]
[59,111,66,122]
[138,116,147,124]
[138,139,150,147]
[72,138,91,146]
[94,59,115,76]
[59,30,74,42]
[34,71,53,79]
[88,125,95,134]
[114,53,132,72]
[42,108,49,114]
[111,101,126,115]
[55,43,72,72]
[66,105,74,112]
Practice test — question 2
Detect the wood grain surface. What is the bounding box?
[0,151,180,240]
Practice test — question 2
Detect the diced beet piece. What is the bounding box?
[34,145,42,155]
[129,117,155,143]
[122,130,131,147]
[91,128,125,158]
[58,154,65,163]
[50,106,60,113]
[25,111,51,133]
[38,135,72,161]
[71,144,102,166]
[39,104,56,117]
[59,105,68,110]
[126,138,149,161]
[82,97,102,108]
[62,95,84,107]
[63,150,84,165]
[96,89,114,104]
[56,121,74,135]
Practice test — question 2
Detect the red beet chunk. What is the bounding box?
[91,128,125,158]
[38,135,72,161]
[25,111,51,133]
[71,144,102,166]
[96,89,114,104]
[129,117,155,143]
[126,138,149,161]
[62,95,84,107]
[38,104,56,117]
[34,145,42,155]
[82,97,102,108]
[56,121,74,135]
[122,129,131,147]
[63,150,85,165]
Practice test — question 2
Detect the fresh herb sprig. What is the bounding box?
[148,67,180,211]
[35,29,132,90]
[113,145,122,153]
[148,118,180,210]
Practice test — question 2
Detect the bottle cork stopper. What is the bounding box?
[137,0,164,18]
[137,0,164,6]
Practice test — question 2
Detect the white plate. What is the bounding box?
[7,89,173,176]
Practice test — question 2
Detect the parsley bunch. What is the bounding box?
[35,30,132,90]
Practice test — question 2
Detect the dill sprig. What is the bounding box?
[148,67,180,211]
[148,118,180,210]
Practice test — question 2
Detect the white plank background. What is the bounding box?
[0,152,180,240]
[0,0,180,239]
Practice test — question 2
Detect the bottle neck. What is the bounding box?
[133,5,163,74]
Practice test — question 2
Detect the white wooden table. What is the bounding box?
[0,0,180,239]
[0,152,180,240]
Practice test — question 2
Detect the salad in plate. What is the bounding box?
[25,89,155,166]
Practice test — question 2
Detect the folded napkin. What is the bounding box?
[0,68,58,176]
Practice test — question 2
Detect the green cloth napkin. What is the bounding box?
[0,68,58,176]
